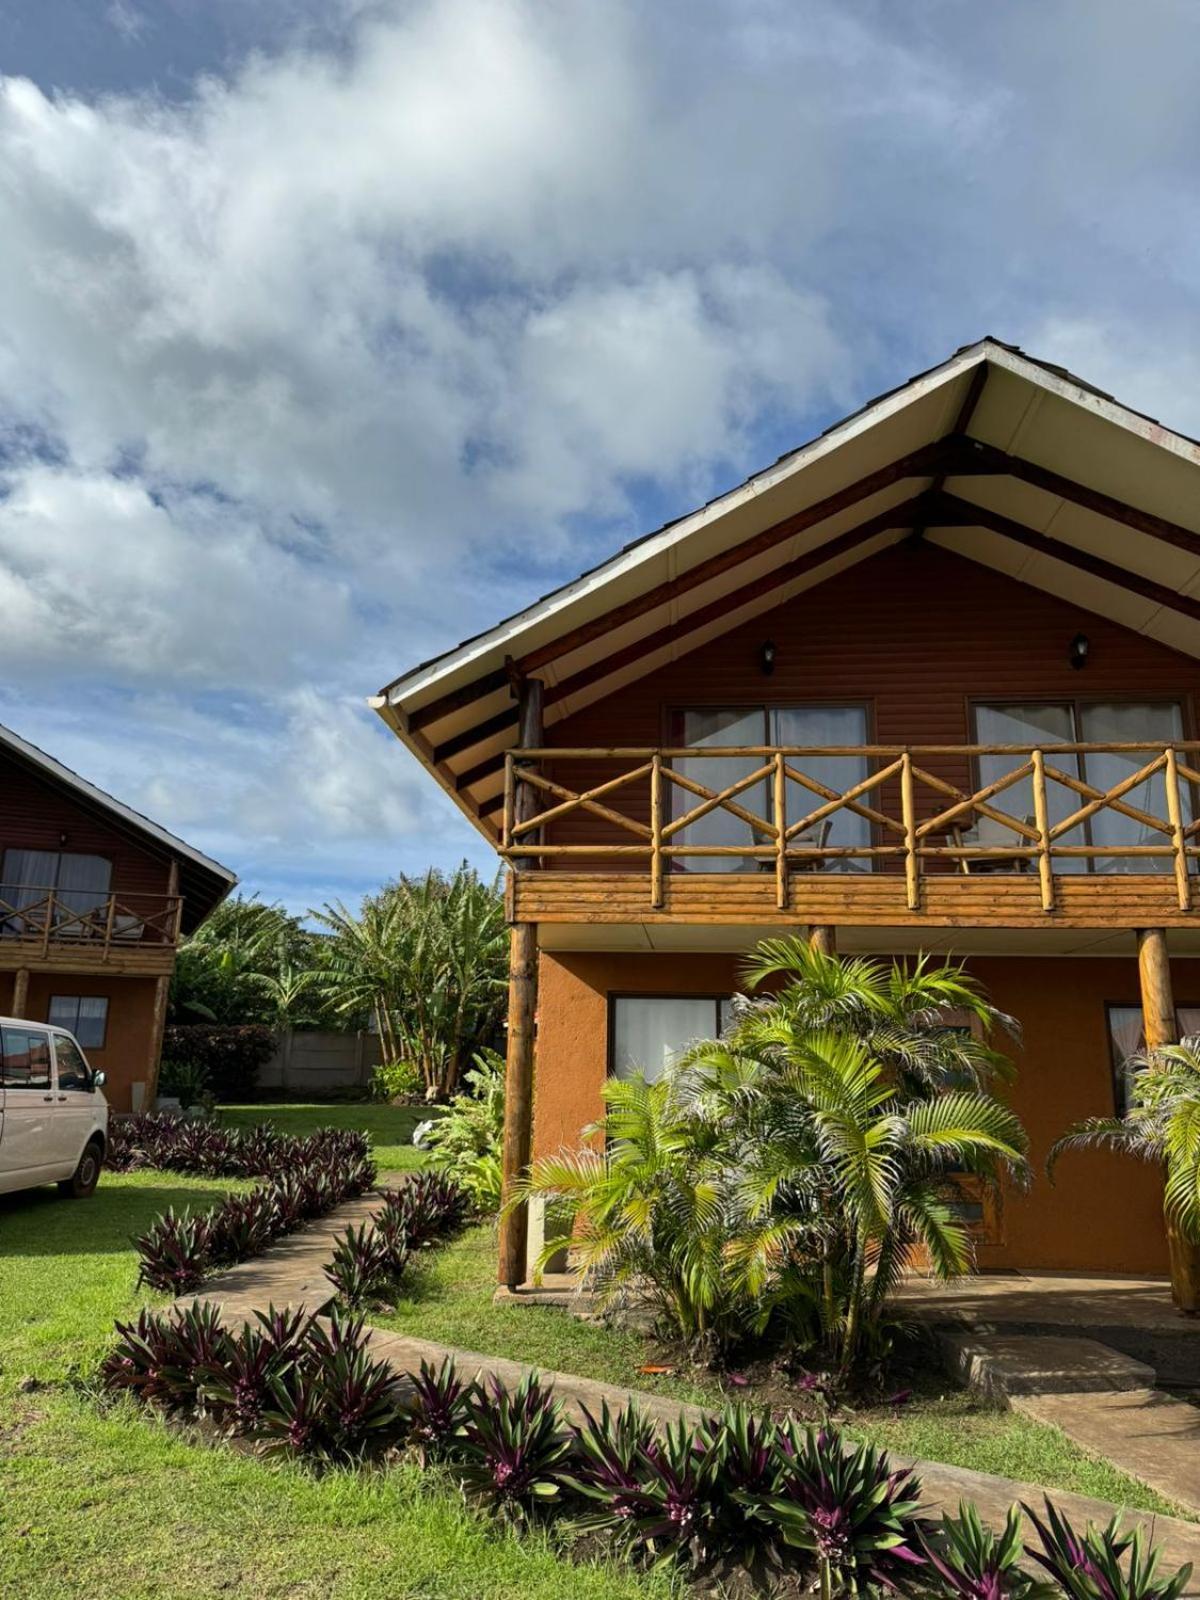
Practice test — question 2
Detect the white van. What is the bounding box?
[0,1017,109,1198]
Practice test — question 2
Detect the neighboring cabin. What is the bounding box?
[0,723,236,1110]
[375,337,1200,1306]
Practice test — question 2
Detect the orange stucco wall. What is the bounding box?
[0,970,158,1113]
[533,949,1179,1275]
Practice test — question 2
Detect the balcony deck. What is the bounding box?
[0,888,183,975]
[501,742,1200,932]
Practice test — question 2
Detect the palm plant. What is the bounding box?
[1049,1039,1200,1310]
[522,940,1029,1374]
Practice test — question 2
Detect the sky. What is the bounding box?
[1,0,1199,917]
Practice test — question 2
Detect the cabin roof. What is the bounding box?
[373,336,1200,842]
[0,721,237,929]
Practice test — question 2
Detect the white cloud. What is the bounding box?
[2,0,1200,904]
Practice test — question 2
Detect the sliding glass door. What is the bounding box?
[974,700,1189,874]
[773,706,870,869]
[672,705,869,871]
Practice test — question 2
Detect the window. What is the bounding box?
[0,1026,52,1090]
[1106,1003,1200,1114]
[611,995,732,1084]
[48,995,109,1050]
[974,701,1190,874]
[1,849,112,916]
[53,1033,93,1092]
[671,705,870,872]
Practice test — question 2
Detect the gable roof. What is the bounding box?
[0,721,237,930]
[372,336,1200,842]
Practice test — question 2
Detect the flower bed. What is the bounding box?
[99,1314,1193,1599]
[113,1113,377,1294]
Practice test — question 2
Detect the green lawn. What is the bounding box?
[0,1147,668,1599]
[374,1224,1191,1520]
[218,1100,433,1174]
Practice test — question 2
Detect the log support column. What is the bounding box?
[808,925,836,956]
[498,919,538,1288]
[1137,927,1200,1314]
[497,673,544,1289]
[10,967,30,1019]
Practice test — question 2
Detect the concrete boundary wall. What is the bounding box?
[257,1029,383,1092]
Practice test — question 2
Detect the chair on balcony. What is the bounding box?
[759,817,833,871]
[946,812,1036,874]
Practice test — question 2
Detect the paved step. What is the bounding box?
[941,1329,1157,1400]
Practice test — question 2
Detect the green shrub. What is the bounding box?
[418,1049,505,1214]
[161,1023,276,1102]
[157,1057,210,1109]
[370,1059,423,1102]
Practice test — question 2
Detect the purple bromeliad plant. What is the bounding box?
[1023,1499,1193,1600]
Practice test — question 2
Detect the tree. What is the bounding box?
[1050,1039,1200,1263]
[169,895,320,1025]
[312,864,507,1098]
[523,941,1029,1374]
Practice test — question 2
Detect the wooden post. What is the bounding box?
[900,751,918,912]
[650,752,664,909]
[497,673,544,1288]
[1031,748,1055,913]
[808,925,836,956]
[498,920,538,1288]
[11,966,29,1018]
[1137,927,1200,1314]
[774,750,787,911]
[1164,747,1190,912]
[145,972,171,1110]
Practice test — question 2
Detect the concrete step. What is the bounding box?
[940,1328,1157,1400]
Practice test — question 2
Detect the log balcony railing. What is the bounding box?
[500,743,1200,929]
[0,888,184,961]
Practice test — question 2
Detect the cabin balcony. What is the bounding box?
[0,886,184,975]
[500,741,1200,944]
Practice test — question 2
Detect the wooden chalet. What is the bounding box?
[0,722,236,1109]
[375,338,1200,1308]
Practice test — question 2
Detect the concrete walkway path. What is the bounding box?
[174,1186,1200,1582]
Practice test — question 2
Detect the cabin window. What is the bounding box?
[1106,1003,1200,1114]
[1,849,113,915]
[973,701,1189,873]
[671,705,869,871]
[611,995,733,1083]
[48,995,109,1050]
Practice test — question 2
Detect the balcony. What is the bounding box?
[500,742,1200,931]
[0,887,184,973]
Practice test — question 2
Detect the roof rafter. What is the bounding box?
[408,436,954,737]
[925,491,1200,626]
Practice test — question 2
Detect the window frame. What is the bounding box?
[664,700,877,867]
[0,1024,53,1091]
[48,994,109,1050]
[606,992,732,1082]
[969,696,1194,872]
[1104,1000,1200,1115]
[51,1030,94,1093]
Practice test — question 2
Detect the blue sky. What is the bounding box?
[1,0,1199,916]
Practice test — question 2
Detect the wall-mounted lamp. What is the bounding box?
[759,639,777,676]
[1069,632,1089,671]
[59,831,69,846]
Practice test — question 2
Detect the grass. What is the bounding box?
[0,1124,668,1600]
[217,1099,434,1174]
[373,1224,1192,1520]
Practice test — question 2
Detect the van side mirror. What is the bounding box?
[93,1070,107,1090]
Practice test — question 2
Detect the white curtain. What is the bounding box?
[612,997,722,1083]
[54,853,111,916]
[1080,703,1187,874]
[773,705,869,871]
[675,708,768,872]
[1,849,59,910]
[975,704,1085,871]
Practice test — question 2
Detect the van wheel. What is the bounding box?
[59,1139,103,1199]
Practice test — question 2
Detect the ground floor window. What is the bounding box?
[1106,1002,1200,1114]
[610,994,733,1083]
[48,995,109,1050]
